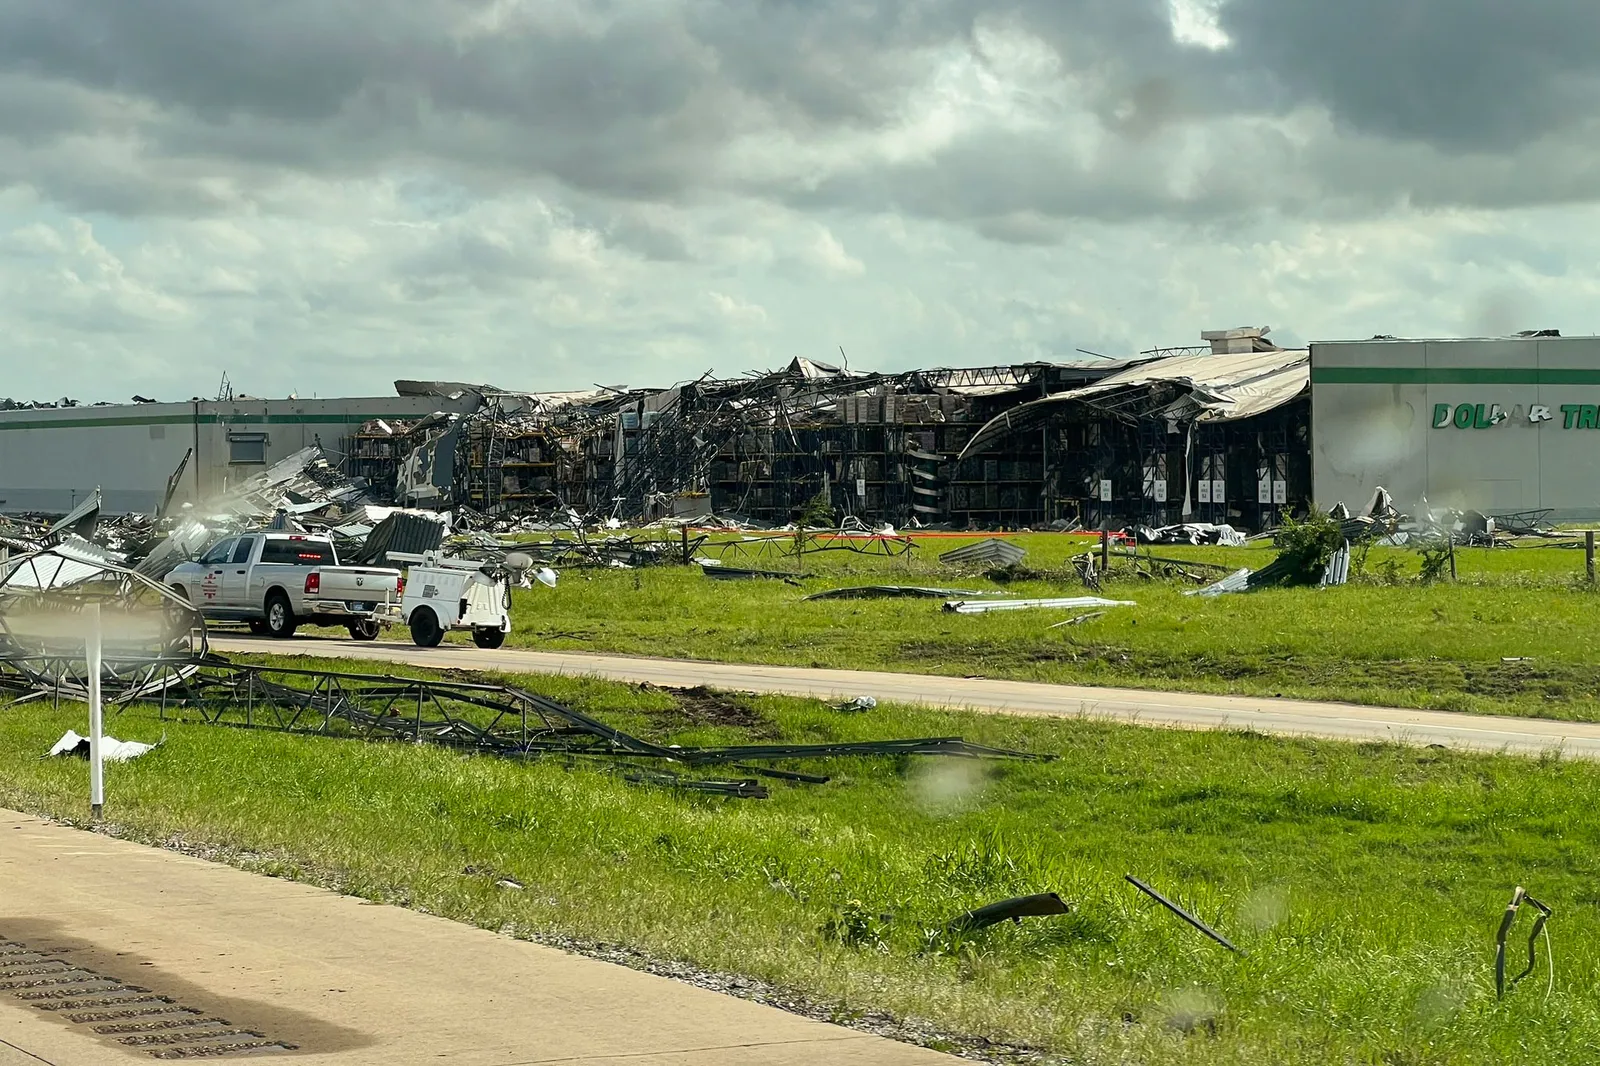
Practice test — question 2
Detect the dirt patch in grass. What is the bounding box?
[651,685,779,736]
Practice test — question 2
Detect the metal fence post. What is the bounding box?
[1587,530,1595,584]
[86,604,104,820]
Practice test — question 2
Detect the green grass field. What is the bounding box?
[3,653,1596,1065]
[483,532,1600,721]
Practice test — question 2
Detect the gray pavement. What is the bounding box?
[0,809,954,1065]
[213,635,1600,759]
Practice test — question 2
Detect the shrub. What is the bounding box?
[1272,510,1346,586]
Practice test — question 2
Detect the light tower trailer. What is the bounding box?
[386,550,538,649]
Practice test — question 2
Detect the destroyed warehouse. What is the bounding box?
[0,329,1315,532]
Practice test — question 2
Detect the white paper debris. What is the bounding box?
[46,730,161,762]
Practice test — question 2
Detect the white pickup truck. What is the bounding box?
[165,532,402,640]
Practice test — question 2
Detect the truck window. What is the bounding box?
[199,539,237,565]
[230,538,255,564]
[259,539,335,565]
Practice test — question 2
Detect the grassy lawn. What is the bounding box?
[2,652,1596,1065]
[490,532,1600,721]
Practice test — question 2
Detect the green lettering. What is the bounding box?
[1453,404,1474,428]
[1583,405,1599,430]
[1472,403,1492,429]
[1432,403,1452,429]
[1562,404,1582,429]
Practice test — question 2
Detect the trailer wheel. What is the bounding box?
[348,619,381,641]
[409,607,444,648]
[472,626,506,650]
[264,591,298,639]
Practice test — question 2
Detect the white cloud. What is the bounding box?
[706,290,769,325]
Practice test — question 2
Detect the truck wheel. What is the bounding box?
[248,621,270,636]
[348,619,381,641]
[472,627,506,650]
[264,592,298,639]
[409,607,444,648]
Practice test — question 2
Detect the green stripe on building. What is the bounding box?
[0,413,414,432]
[1312,367,1600,385]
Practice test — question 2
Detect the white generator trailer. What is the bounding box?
[387,550,545,649]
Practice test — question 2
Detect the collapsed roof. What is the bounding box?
[958,348,1310,460]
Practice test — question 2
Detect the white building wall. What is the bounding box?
[0,396,477,514]
[1312,337,1600,519]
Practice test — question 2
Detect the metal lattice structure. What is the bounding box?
[0,545,206,703]
[0,630,1049,798]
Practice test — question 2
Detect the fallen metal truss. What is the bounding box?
[1,656,1049,799]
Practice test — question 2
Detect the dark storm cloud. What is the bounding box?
[1220,0,1600,151]
[0,0,742,205]
[2,0,1600,225]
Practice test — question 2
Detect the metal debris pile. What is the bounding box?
[1129,522,1247,547]
[1327,486,1570,548]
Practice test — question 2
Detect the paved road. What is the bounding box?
[0,809,953,1065]
[212,636,1600,760]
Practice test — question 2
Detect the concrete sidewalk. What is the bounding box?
[0,810,953,1065]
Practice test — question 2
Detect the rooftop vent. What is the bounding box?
[1199,327,1281,354]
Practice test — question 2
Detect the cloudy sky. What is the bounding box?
[4,0,1600,403]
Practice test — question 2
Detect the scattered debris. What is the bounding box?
[803,586,995,601]
[699,561,803,583]
[947,892,1070,935]
[940,539,1027,568]
[1125,875,1243,954]
[1111,550,1234,574]
[1188,569,1251,598]
[46,731,161,762]
[1131,523,1246,547]
[1075,551,1101,591]
[836,696,878,714]
[1321,542,1351,587]
[353,510,449,566]
[1495,886,1553,999]
[1047,612,1105,628]
[943,596,1135,615]
[1186,539,1350,595]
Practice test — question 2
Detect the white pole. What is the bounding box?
[86,602,104,820]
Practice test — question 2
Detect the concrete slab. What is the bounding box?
[0,810,954,1065]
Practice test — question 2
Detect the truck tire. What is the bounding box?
[471,626,506,650]
[264,591,298,639]
[409,607,444,648]
[348,619,381,641]
[170,585,190,605]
